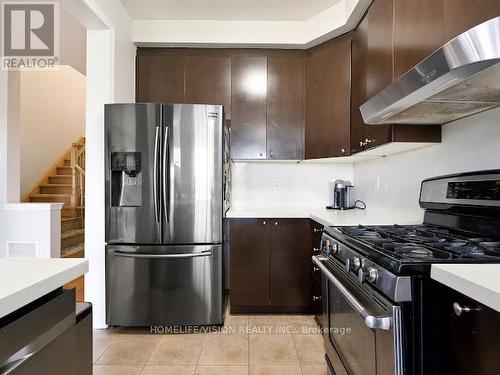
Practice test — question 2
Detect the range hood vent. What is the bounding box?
[360,16,500,125]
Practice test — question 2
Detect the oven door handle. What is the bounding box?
[312,255,392,331]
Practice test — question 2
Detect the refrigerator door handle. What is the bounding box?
[153,125,160,223]
[113,250,213,259]
[163,126,170,223]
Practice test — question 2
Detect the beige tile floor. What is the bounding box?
[93,313,327,375]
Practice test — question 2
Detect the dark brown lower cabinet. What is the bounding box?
[422,279,500,375]
[229,218,314,313]
[229,218,271,310]
[270,219,312,310]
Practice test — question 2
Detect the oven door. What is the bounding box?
[313,256,404,375]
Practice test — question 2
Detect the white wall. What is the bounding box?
[60,8,87,75]
[0,203,62,258]
[92,0,136,102]
[0,72,21,203]
[0,72,63,260]
[19,66,86,196]
[132,0,370,48]
[232,161,354,208]
[354,108,500,216]
[77,0,135,329]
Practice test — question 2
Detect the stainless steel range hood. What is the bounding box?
[360,16,500,125]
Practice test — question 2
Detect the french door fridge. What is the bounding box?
[104,103,227,326]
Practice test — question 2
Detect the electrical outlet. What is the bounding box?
[273,178,281,191]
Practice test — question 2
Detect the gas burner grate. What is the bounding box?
[339,224,500,261]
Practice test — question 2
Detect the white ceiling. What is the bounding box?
[121,0,341,21]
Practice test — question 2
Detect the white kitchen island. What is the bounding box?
[0,258,88,319]
[431,264,500,314]
[0,258,91,375]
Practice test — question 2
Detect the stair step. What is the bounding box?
[49,175,72,184]
[61,229,84,249]
[30,194,71,204]
[56,166,72,175]
[61,243,84,258]
[63,159,71,167]
[62,216,82,222]
[40,184,73,194]
[61,216,83,232]
[62,207,83,218]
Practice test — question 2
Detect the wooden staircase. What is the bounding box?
[22,137,86,300]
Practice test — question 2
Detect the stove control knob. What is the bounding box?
[345,257,361,272]
[359,267,379,284]
[323,240,331,255]
[367,267,378,283]
[323,240,339,255]
[331,242,339,255]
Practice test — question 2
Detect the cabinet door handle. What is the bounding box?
[270,150,273,158]
[313,296,322,301]
[453,302,480,316]
[262,220,267,225]
[313,228,322,233]
[274,221,278,226]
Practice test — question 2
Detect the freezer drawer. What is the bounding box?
[106,244,224,326]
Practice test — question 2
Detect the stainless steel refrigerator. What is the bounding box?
[104,103,230,326]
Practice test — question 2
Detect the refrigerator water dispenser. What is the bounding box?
[111,152,142,207]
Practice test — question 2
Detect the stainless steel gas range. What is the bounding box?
[313,170,500,375]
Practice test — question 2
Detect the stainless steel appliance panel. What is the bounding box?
[106,244,224,326]
[314,255,402,375]
[105,103,162,244]
[163,104,223,244]
[360,16,500,125]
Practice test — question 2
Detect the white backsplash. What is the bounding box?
[231,161,354,208]
[354,107,500,216]
[231,108,500,214]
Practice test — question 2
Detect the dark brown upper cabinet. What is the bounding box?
[350,0,442,154]
[394,0,445,79]
[351,0,393,154]
[136,53,185,103]
[231,55,268,160]
[393,0,500,80]
[305,35,351,159]
[267,52,305,160]
[443,0,500,42]
[184,54,232,118]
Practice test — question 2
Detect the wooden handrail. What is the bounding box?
[70,138,85,212]
[75,164,85,175]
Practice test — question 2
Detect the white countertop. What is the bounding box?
[431,264,500,313]
[227,206,423,227]
[0,258,89,319]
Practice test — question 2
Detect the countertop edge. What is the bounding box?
[431,265,500,314]
[226,207,424,227]
[0,259,89,319]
